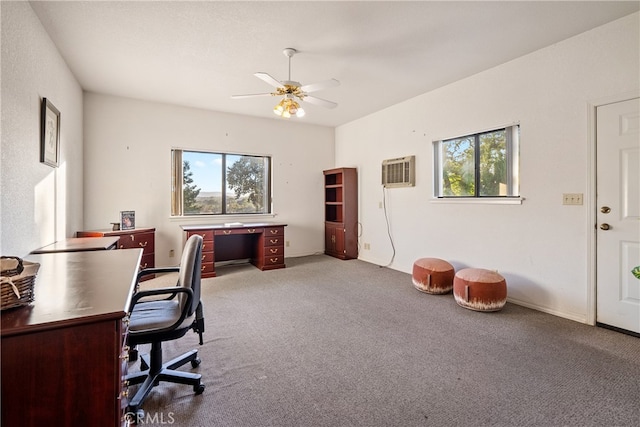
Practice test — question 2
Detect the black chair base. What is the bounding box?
[126,342,205,417]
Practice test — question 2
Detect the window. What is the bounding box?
[433,125,519,198]
[171,149,272,216]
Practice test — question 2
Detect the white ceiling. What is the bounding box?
[29,1,639,127]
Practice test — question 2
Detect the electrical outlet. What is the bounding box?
[364,243,371,250]
[378,202,383,209]
[286,241,290,247]
[169,249,175,258]
[562,193,583,205]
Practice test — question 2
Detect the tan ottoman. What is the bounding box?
[453,268,507,312]
[412,258,455,294]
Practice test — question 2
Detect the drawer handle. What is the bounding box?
[139,241,148,248]
[270,229,280,235]
[201,266,206,271]
[223,230,232,235]
[200,233,206,238]
[130,235,135,241]
[120,347,130,361]
[119,244,124,249]
[203,243,206,249]
[270,248,278,254]
[248,228,255,233]
[270,239,279,244]
[140,263,148,269]
[270,258,279,264]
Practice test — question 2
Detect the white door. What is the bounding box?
[596,97,640,334]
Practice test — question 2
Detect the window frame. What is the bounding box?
[171,148,273,217]
[433,124,520,201]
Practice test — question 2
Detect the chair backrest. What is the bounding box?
[178,234,203,316]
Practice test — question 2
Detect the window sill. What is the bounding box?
[429,197,524,205]
[169,213,277,222]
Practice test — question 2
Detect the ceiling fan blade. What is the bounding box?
[301,95,338,109]
[255,72,284,89]
[300,78,340,93]
[231,93,274,99]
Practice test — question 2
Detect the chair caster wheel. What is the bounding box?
[194,383,205,394]
[191,357,201,368]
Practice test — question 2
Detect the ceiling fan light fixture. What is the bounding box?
[233,47,338,118]
[273,98,304,119]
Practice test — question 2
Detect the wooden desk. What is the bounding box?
[182,223,286,277]
[1,249,142,427]
[77,227,156,271]
[31,236,120,253]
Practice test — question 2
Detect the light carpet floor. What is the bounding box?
[131,255,640,427]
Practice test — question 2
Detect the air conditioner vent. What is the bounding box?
[382,155,415,188]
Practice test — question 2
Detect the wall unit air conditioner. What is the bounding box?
[381,155,415,188]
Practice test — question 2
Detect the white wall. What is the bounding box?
[83,93,334,266]
[335,13,639,323]
[1,1,84,257]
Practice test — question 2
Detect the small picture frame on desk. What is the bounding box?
[40,98,60,168]
[120,211,135,230]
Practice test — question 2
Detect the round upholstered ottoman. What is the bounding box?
[412,258,455,294]
[453,268,507,312]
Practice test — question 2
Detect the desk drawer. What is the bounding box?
[264,236,284,247]
[201,251,214,264]
[264,246,284,256]
[256,244,284,259]
[265,226,284,237]
[252,254,285,270]
[118,232,154,252]
[139,253,154,270]
[201,261,214,276]
[264,255,284,265]
[188,230,213,241]
[214,227,263,236]
[202,239,214,254]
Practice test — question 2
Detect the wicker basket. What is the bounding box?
[1,256,40,311]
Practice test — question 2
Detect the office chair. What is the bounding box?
[125,234,206,417]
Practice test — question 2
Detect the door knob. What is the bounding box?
[600,206,611,214]
[600,223,611,231]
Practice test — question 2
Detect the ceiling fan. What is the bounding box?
[231,48,340,118]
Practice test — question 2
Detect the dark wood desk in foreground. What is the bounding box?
[182,223,287,277]
[31,236,120,253]
[1,249,142,427]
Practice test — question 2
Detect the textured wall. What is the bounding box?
[83,93,334,266]
[1,1,83,256]
[335,12,639,323]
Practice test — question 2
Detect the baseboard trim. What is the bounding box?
[507,296,588,324]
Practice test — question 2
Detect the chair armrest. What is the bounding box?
[130,286,193,307]
[137,266,179,282]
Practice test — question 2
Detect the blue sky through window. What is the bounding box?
[183,151,221,192]
[182,151,243,193]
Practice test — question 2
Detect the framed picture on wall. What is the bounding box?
[120,211,135,230]
[40,98,60,167]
